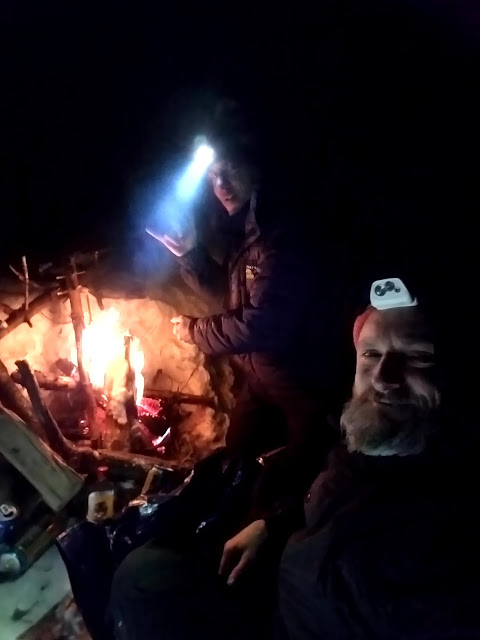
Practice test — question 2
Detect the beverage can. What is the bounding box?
[0,503,19,544]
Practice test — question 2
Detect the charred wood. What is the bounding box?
[10,370,215,408]
[15,360,73,459]
[66,258,100,444]
[0,359,47,441]
[144,387,216,408]
[15,360,177,475]
[11,369,78,390]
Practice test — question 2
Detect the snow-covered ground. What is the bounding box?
[0,546,71,640]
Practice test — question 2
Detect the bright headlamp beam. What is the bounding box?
[147,140,215,240]
[176,144,215,201]
[193,144,215,170]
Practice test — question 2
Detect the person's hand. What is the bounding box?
[171,315,196,344]
[219,520,268,586]
[146,223,196,257]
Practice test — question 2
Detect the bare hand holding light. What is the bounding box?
[146,223,197,257]
[146,141,214,255]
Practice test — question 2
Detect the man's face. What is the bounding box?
[341,307,440,456]
[208,160,256,215]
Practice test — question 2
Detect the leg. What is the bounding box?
[250,380,338,520]
[226,382,287,458]
[110,540,268,640]
[111,542,214,639]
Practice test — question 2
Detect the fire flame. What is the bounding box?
[71,308,145,404]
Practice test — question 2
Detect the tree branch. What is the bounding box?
[0,358,47,441]
[0,290,62,341]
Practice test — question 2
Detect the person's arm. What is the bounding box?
[147,222,228,305]
[263,502,306,541]
[190,237,313,355]
[218,503,306,586]
[178,244,228,304]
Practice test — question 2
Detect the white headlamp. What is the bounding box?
[193,144,215,169]
[370,278,418,311]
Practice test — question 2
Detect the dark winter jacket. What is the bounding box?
[277,442,480,640]
[179,191,347,392]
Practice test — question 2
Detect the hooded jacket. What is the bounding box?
[178,190,347,392]
[278,442,480,639]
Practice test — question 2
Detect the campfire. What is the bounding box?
[0,251,233,474]
[74,307,145,410]
[67,305,148,450]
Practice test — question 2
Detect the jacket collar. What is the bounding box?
[229,191,261,269]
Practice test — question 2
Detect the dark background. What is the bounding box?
[0,0,478,289]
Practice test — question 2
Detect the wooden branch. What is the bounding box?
[8,263,42,289]
[15,360,73,459]
[67,257,100,444]
[101,334,138,451]
[93,449,176,475]
[0,302,14,315]
[0,290,61,341]
[143,387,216,408]
[22,255,30,320]
[10,371,216,409]
[11,369,78,391]
[124,335,134,398]
[0,406,84,512]
[0,359,47,441]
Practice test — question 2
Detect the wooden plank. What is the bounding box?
[0,407,84,512]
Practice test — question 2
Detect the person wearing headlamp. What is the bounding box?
[274,278,480,639]
[155,132,345,513]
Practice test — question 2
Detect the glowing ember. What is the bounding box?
[138,397,162,417]
[152,427,170,447]
[71,307,145,405]
[128,333,145,403]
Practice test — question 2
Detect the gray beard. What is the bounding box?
[340,396,436,457]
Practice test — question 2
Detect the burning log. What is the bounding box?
[101,334,137,451]
[144,387,216,408]
[15,359,176,475]
[11,369,78,391]
[0,289,61,341]
[15,360,74,459]
[0,358,47,441]
[124,334,136,410]
[10,371,216,408]
[22,255,30,322]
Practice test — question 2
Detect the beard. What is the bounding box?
[340,386,440,457]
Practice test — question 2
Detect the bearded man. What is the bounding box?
[272,278,480,639]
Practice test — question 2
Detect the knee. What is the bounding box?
[111,546,147,608]
[110,545,203,639]
[111,543,193,607]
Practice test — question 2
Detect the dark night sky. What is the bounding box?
[0,1,478,287]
